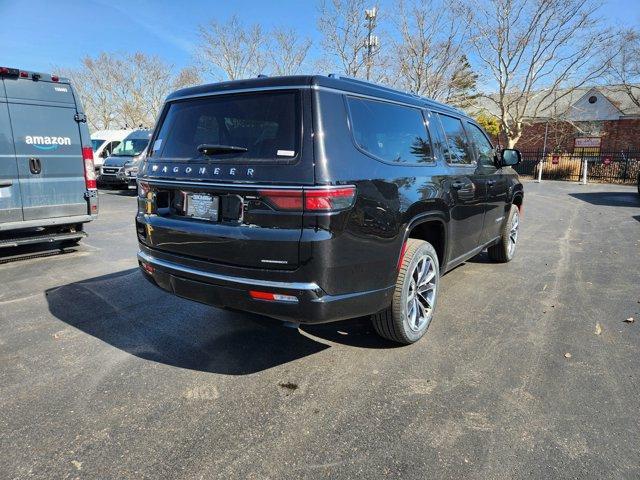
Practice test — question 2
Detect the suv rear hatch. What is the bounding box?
[138,89,315,270]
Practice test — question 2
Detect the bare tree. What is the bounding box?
[470,0,615,147]
[318,0,379,78]
[197,16,266,80]
[268,28,312,76]
[608,28,640,109]
[59,52,200,131]
[393,0,474,105]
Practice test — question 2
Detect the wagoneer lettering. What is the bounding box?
[136,75,524,345]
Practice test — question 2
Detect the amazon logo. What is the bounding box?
[25,135,72,151]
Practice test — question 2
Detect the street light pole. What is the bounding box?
[365,6,378,81]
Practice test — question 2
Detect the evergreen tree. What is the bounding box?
[446,55,478,110]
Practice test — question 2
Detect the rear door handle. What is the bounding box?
[0,180,12,188]
[29,157,42,174]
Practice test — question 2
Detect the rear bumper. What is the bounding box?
[137,247,393,324]
[0,214,94,232]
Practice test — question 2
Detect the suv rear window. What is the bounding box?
[150,91,300,163]
[347,96,433,164]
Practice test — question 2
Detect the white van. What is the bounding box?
[91,130,132,169]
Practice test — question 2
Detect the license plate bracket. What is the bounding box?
[185,193,219,221]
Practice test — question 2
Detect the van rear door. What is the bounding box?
[139,89,314,269]
[4,76,87,221]
[0,81,23,223]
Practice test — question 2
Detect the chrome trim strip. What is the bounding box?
[168,83,462,116]
[169,85,311,101]
[138,250,321,291]
[143,178,355,191]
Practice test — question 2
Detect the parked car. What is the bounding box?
[98,129,151,189]
[0,66,97,248]
[135,75,524,344]
[91,129,132,170]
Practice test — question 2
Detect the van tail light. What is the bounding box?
[82,146,97,189]
[249,290,298,303]
[19,71,28,78]
[304,187,356,211]
[51,75,59,82]
[259,186,356,212]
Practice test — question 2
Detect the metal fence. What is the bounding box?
[514,150,640,184]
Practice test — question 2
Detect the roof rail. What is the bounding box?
[327,73,466,115]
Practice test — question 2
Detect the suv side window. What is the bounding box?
[347,96,433,164]
[466,122,495,168]
[437,113,474,165]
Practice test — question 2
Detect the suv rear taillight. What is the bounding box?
[259,186,356,212]
[82,146,97,189]
[304,187,356,211]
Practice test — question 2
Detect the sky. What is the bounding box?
[0,0,639,76]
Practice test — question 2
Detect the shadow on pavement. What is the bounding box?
[569,191,640,207]
[301,317,398,349]
[46,268,335,375]
[464,251,493,264]
[98,187,137,196]
[45,267,401,374]
[633,215,640,223]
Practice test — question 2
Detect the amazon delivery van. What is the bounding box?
[91,129,132,169]
[0,66,98,248]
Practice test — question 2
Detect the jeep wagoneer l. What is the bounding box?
[136,75,523,344]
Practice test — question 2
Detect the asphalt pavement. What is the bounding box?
[1,181,639,479]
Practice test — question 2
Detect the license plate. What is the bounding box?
[186,193,219,221]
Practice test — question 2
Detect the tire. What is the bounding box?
[488,204,520,263]
[371,239,440,344]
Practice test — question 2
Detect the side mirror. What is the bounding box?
[499,148,521,167]
[101,149,110,158]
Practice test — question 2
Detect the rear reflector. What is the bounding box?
[249,290,298,303]
[82,146,97,189]
[259,186,356,212]
[140,262,154,274]
[258,189,303,210]
[397,241,408,271]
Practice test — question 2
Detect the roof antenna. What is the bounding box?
[257,74,268,78]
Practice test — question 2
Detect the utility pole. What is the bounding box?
[364,6,378,81]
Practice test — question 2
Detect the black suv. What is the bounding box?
[136,75,523,344]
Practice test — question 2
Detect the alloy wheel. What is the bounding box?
[405,255,437,332]
[508,211,519,257]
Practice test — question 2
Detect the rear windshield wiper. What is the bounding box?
[197,144,248,155]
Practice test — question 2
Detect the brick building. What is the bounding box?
[475,85,640,153]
